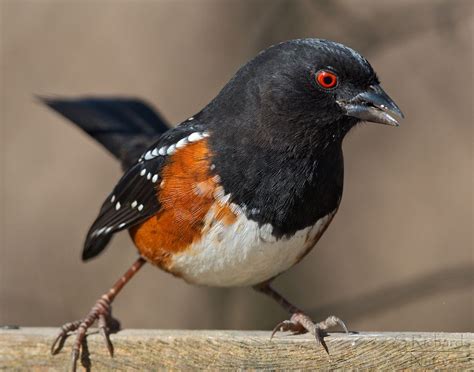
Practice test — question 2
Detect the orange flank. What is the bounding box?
[130,139,236,270]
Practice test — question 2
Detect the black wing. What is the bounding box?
[82,121,207,260]
[40,96,170,169]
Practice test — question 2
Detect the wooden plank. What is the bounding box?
[0,328,472,370]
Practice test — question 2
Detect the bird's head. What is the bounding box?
[207,39,403,145]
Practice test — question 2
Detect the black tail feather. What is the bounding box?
[40,96,170,169]
[82,234,113,261]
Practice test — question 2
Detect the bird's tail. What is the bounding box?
[40,96,170,169]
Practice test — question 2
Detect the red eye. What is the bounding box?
[316,70,338,89]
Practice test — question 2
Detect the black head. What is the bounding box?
[205,38,403,147]
[203,39,404,235]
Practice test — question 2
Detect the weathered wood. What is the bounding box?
[0,328,472,370]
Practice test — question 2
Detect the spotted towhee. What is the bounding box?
[42,38,403,370]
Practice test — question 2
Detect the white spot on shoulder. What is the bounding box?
[158,147,167,156]
[187,132,204,142]
[144,150,155,160]
[176,138,188,148]
[115,202,121,210]
[151,148,159,157]
[167,144,176,155]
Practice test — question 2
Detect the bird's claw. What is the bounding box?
[270,313,348,354]
[50,295,120,371]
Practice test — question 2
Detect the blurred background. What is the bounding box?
[0,0,472,333]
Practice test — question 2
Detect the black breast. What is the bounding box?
[208,133,344,239]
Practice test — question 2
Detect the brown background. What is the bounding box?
[1,0,472,333]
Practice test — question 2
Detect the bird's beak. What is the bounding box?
[338,84,404,126]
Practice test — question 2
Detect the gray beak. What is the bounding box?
[338,84,404,126]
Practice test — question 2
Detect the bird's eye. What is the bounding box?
[316,70,338,89]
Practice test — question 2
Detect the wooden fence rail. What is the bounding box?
[0,328,472,370]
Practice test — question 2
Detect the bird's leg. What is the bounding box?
[253,281,348,354]
[51,257,146,371]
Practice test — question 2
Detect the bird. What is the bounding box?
[42,38,403,370]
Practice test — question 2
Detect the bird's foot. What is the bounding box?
[271,313,348,354]
[51,294,120,371]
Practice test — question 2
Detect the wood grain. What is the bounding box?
[0,328,472,370]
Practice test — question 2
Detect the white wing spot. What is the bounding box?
[115,202,121,210]
[142,131,209,162]
[105,227,113,233]
[152,174,158,183]
[110,195,116,203]
[140,169,146,176]
[138,204,144,211]
[188,117,194,121]
[131,200,138,208]
[147,172,152,180]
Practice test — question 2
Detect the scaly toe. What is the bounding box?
[51,320,82,355]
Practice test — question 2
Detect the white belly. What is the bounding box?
[169,209,335,287]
